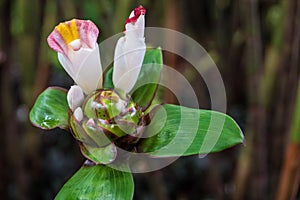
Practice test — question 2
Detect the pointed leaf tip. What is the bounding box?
[138,104,244,157]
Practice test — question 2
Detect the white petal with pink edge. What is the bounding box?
[47,19,102,94]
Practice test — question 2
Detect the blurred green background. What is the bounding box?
[1,0,300,199]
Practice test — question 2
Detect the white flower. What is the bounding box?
[67,85,84,111]
[47,6,147,112]
[113,6,146,93]
[47,19,102,94]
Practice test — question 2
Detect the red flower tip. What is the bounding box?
[125,5,146,25]
[134,5,146,16]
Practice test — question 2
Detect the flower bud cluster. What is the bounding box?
[69,89,145,164]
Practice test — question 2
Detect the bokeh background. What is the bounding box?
[1,0,300,199]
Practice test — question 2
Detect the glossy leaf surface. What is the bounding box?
[30,87,69,129]
[138,104,244,156]
[55,164,134,200]
[103,66,114,89]
[131,47,163,108]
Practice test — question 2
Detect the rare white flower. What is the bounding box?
[113,6,146,93]
[47,19,102,94]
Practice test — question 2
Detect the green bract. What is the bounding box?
[70,89,145,164]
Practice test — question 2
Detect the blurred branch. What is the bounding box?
[113,0,131,33]
[33,0,57,99]
[234,0,267,199]
[163,0,180,104]
[276,0,300,199]
[57,0,76,20]
[277,79,300,200]
[267,0,300,197]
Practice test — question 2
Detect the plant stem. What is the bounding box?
[276,142,300,200]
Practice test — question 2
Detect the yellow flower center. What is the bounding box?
[55,19,79,44]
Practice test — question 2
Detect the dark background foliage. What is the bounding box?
[1,0,300,199]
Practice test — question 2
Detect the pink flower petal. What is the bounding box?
[77,20,99,49]
[47,29,68,56]
[47,19,99,58]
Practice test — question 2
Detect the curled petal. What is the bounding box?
[67,85,84,111]
[47,19,99,57]
[47,19,102,94]
[78,21,99,49]
[47,29,69,56]
[113,6,146,93]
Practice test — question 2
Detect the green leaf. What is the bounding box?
[138,104,244,156]
[103,48,163,108]
[131,47,163,108]
[55,164,134,200]
[103,67,114,89]
[29,87,69,129]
